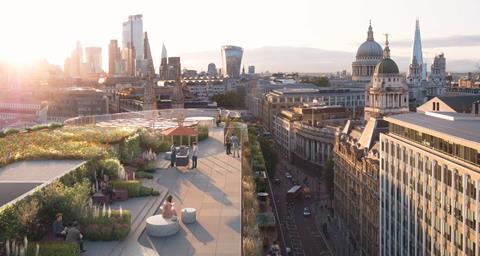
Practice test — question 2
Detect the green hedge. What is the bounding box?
[136,171,153,179]
[0,128,20,138]
[109,181,160,197]
[26,242,79,256]
[138,162,157,173]
[139,186,160,196]
[198,126,209,141]
[110,180,141,197]
[83,210,131,241]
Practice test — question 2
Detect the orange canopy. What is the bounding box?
[161,126,198,136]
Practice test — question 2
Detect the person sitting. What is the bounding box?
[65,221,86,253]
[161,195,177,220]
[101,181,115,200]
[52,213,67,238]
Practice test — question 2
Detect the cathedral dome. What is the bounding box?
[356,41,383,59]
[375,58,399,74]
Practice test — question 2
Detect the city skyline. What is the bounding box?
[0,0,480,72]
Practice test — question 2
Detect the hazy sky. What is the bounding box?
[1,0,479,71]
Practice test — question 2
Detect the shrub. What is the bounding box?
[98,158,124,179]
[110,180,141,197]
[198,126,209,141]
[0,205,20,240]
[26,242,79,256]
[139,129,167,153]
[119,134,142,163]
[83,210,131,241]
[138,162,157,173]
[136,171,153,179]
[0,128,20,138]
[139,186,160,196]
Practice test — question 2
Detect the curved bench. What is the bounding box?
[146,215,180,237]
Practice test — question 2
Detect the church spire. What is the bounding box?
[383,33,391,59]
[367,20,374,41]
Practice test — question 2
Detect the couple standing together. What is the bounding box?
[170,142,199,169]
[225,134,240,158]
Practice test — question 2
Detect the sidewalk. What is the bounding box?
[146,127,242,256]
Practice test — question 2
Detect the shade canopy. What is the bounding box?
[161,126,198,136]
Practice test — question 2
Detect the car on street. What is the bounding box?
[303,207,312,217]
[273,178,281,184]
[285,172,292,179]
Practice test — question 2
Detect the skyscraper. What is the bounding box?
[409,18,426,80]
[85,47,102,74]
[122,14,144,61]
[221,45,243,78]
[143,32,155,77]
[207,63,217,76]
[160,44,168,80]
[108,39,121,76]
[69,41,83,78]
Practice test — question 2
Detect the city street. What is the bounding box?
[270,156,333,256]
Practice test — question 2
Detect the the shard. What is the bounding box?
[411,18,426,80]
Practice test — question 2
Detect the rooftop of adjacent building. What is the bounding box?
[384,111,480,147]
[270,86,365,95]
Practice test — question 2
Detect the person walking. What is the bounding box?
[225,134,232,155]
[190,142,198,169]
[231,134,240,158]
[170,142,177,168]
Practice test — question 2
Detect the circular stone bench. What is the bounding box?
[181,208,197,224]
[146,215,180,237]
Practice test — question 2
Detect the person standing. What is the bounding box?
[225,134,232,155]
[170,142,177,167]
[191,142,198,169]
[231,134,240,158]
[65,221,85,253]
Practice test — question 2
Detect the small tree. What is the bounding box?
[323,158,335,200]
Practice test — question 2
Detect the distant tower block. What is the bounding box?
[221,45,243,78]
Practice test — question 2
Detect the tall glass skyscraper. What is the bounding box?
[221,45,243,78]
[122,14,144,61]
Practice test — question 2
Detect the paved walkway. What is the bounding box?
[147,127,242,256]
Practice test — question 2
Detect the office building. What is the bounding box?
[85,47,102,74]
[108,40,122,76]
[262,87,365,132]
[380,111,480,256]
[122,14,144,60]
[143,32,155,77]
[207,63,217,76]
[221,45,243,78]
[248,66,255,74]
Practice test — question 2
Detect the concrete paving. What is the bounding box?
[84,127,241,256]
[147,127,242,256]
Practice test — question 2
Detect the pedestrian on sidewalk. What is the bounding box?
[231,134,240,158]
[170,142,177,167]
[225,134,232,155]
[190,142,198,169]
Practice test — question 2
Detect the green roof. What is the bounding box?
[375,58,399,74]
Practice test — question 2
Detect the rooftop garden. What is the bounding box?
[0,125,174,255]
[0,126,138,167]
